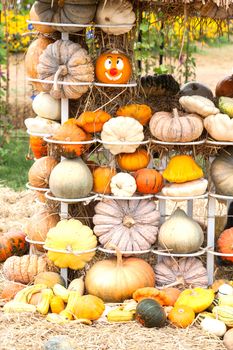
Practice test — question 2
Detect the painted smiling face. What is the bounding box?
[95,50,132,84]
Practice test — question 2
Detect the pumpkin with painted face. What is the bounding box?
[95,50,132,84]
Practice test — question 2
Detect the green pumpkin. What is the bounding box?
[135,299,167,328]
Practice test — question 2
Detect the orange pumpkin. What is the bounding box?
[93,166,117,194]
[133,287,180,306]
[0,281,26,301]
[51,119,91,158]
[30,136,48,159]
[117,149,150,172]
[116,104,152,125]
[162,288,181,306]
[76,110,111,133]
[0,231,28,263]
[168,305,195,328]
[134,168,163,194]
[95,50,132,84]
[217,227,233,263]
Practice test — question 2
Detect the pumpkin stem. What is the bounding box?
[54,65,68,91]
[172,108,180,118]
[123,215,135,228]
[104,243,123,267]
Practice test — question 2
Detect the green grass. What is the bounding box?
[0,131,33,191]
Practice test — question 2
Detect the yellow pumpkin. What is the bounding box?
[73,295,105,321]
[175,288,215,313]
[116,149,150,172]
[116,104,152,125]
[163,155,204,184]
[168,305,195,328]
[45,219,97,270]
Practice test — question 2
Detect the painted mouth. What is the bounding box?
[105,72,123,82]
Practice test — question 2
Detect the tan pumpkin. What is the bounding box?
[29,4,55,34]
[34,272,65,288]
[149,108,204,142]
[154,257,208,289]
[28,156,58,188]
[37,40,94,99]
[116,149,150,172]
[204,113,233,142]
[93,166,117,194]
[93,199,160,251]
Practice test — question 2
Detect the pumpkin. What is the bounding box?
[216,74,233,98]
[217,228,233,263]
[204,113,233,142]
[175,288,215,313]
[0,281,26,301]
[116,104,152,125]
[158,208,204,254]
[37,40,94,100]
[93,166,117,194]
[168,305,195,328]
[34,272,65,288]
[72,295,105,320]
[29,4,55,34]
[85,246,155,302]
[133,287,180,306]
[219,97,233,117]
[110,172,137,197]
[0,231,28,263]
[210,147,233,196]
[161,178,208,198]
[134,168,164,194]
[149,108,204,142]
[30,136,48,159]
[50,296,65,314]
[96,0,136,35]
[116,149,150,172]
[154,257,208,288]
[25,37,54,91]
[162,288,181,306]
[223,328,233,350]
[179,95,219,117]
[28,156,58,188]
[32,0,97,33]
[163,155,203,183]
[51,120,91,158]
[3,255,56,284]
[101,117,144,155]
[180,81,214,100]
[24,117,61,134]
[95,50,132,84]
[76,110,111,133]
[93,199,160,251]
[200,318,227,337]
[45,219,97,270]
[26,210,60,251]
[135,299,167,328]
[49,158,93,199]
[32,92,61,121]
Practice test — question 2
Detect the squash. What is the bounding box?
[116,104,152,126]
[32,0,97,33]
[216,74,233,98]
[223,329,233,350]
[158,208,204,254]
[116,149,150,172]
[45,219,97,270]
[0,281,26,301]
[149,108,203,143]
[107,307,134,322]
[134,168,164,194]
[101,117,144,155]
[168,305,195,328]
[210,146,233,196]
[135,299,167,328]
[72,295,105,321]
[154,257,208,288]
[38,39,94,100]
[32,92,61,121]
[212,306,233,327]
[133,287,180,306]
[219,97,233,117]
[0,231,28,263]
[204,113,233,142]
[34,272,65,288]
[217,227,233,263]
[179,95,219,117]
[219,295,233,307]
[50,296,65,314]
[76,110,111,133]
[25,37,54,92]
[85,246,155,302]
[180,81,214,100]
[96,0,135,35]
[95,50,132,84]
[218,284,233,297]
[30,136,48,159]
[200,318,227,337]
[93,198,160,251]
[24,117,61,134]
[175,288,215,313]
[212,279,231,293]
[68,276,84,295]
[29,4,55,34]
[110,172,137,197]
[49,158,93,199]
[163,155,203,184]
[93,166,117,194]
[28,156,58,189]
[161,178,208,197]
[3,255,56,284]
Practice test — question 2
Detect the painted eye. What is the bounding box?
[116,58,124,70]
[104,59,112,70]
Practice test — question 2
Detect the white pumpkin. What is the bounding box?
[96,0,136,35]
[200,318,227,337]
[179,95,219,117]
[32,93,61,121]
[204,113,233,141]
[101,117,144,155]
[24,117,61,134]
[161,178,208,197]
[110,173,137,197]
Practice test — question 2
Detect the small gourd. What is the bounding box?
[200,318,227,337]
[179,95,219,117]
[163,155,203,183]
[110,173,137,197]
